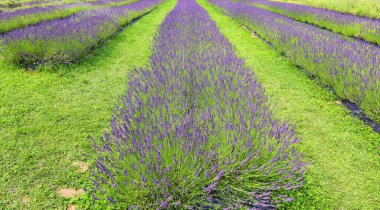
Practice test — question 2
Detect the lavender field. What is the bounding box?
[0,0,379,209]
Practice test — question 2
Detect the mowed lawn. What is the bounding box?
[0,0,176,208]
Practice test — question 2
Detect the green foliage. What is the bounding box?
[5,0,22,8]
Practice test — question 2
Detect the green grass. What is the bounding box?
[273,0,380,19]
[0,0,176,208]
[199,0,380,208]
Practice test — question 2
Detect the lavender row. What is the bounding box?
[89,0,306,208]
[209,0,380,124]
[21,0,98,7]
[0,3,94,33]
[0,0,137,33]
[0,0,161,65]
[4,0,99,9]
[0,0,130,21]
[239,0,380,46]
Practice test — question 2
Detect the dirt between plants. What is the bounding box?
[240,25,257,38]
[67,204,77,210]
[21,196,30,204]
[72,161,89,173]
[57,188,84,198]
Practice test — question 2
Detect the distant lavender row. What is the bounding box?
[21,0,98,7]
[0,0,161,65]
[0,5,61,20]
[90,0,306,208]
[11,0,99,8]
[209,0,380,123]
[239,0,380,45]
[0,0,130,20]
[0,0,136,33]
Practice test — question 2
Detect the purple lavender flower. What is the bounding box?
[89,0,306,208]
[239,0,380,45]
[0,0,162,65]
[210,0,380,124]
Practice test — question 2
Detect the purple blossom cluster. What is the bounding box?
[13,0,105,7]
[20,0,120,7]
[89,0,306,208]
[239,0,380,45]
[0,0,161,65]
[0,0,136,33]
[0,5,61,20]
[209,0,380,123]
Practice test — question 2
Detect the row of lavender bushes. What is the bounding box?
[239,0,380,46]
[89,0,306,208]
[209,0,380,124]
[0,0,161,66]
[20,0,99,7]
[0,0,137,34]
[1,0,101,9]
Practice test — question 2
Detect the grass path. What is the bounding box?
[0,0,176,208]
[198,0,380,209]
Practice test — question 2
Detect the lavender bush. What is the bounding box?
[209,0,380,124]
[239,0,380,46]
[89,0,306,208]
[0,4,94,33]
[0,0,137,33]
[0,0,161,65]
